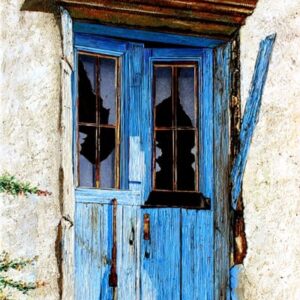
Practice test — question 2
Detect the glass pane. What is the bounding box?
[79,126,96,187]
[177,67,195,127]
[100,127,116,188]
[155,130,173,190]
[99,58,116,125]
[78,55,96,123]
[177,130,196,191]
[155,67,172,127]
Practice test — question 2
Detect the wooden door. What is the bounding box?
[74,34,214,299]
[140,49,214,300]
[74,37,144,299]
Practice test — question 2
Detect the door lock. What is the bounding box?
[143,213,150,240]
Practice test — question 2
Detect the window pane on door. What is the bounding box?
[154,130,173,190]
[153,62,198,192]
[78,54,97,124]
[79,125,96,187]
[100,127,116,188]
[177,67,196,127]
[177,130,196,191]
[155,67,172,127]
[99,58,117,125]
[77,52,120,189]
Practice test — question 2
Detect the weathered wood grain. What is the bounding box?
[181,210,214,300]
[213,42,232,299]
[74,22,222,48]
[75,203,112,299]
[141,208,181,300]
[56,0,258,38]
[231,34,276,210]
[61,7,74,68]
[60,8,75,300]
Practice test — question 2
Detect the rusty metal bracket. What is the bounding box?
[109,198,118,288]
[143,213,150,241]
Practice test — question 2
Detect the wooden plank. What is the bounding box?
[75,33,127,56]
[181,210,214,300]
[75,188,141,205]
[140,48,152,200]
[200,49,214,204]
[213,42,231,299]
[141,209,181,300]
[23,0,259,40]
[60,10,75,299]
[75,203,113,299]
[74,22,223,48]
[59,0,246,25]
[61,8,74,68]
[24,0,258,16]
[231,34,276,210]
[68,6,236,38]
[117,206,141,299]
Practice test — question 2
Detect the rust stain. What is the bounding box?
[55,221,63,299]
[230,34,247,265]
[109,199,118,289]
[233,196,247,264]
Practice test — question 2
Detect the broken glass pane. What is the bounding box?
[155,67,172,127]
[155,130,173,190]
[177,67,195,127]
[99,58,116,125]
[79,125,96,187]
[177,130,196,191]
[100,128,116,188]
[78,55,96,123]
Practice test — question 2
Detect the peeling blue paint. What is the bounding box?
[231,34,276,210]
[230,265,242,300]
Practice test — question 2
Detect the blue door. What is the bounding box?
[140,49,214,300]
[74,32,214,299]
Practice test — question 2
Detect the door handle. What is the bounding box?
[109,198,118,288]
[143,214,151,259]
[143,213,150,240]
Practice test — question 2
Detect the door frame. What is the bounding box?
[72,22,233,299]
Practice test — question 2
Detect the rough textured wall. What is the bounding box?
[0,0,62,299]
[239,0,300,299]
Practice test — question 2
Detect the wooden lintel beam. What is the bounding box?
[64,5,238,38]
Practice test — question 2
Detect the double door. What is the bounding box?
[75,36,214,299]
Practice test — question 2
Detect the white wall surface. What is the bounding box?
[1,0,300,299]
[0,0,62,299]
[239,0,300,299]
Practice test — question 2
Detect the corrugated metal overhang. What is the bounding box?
[22,0,258,39]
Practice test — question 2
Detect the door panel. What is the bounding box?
[75,202,113,299]
[117,205,141,300]
[75,199,141,300]
[181,210,213,300]
[141,209,181,300]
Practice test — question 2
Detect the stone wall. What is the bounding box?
[238,0,300,299]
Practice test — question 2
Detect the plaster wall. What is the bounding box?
[1,0,300,299]
[239,0,300,299]
[0,0,64,299]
